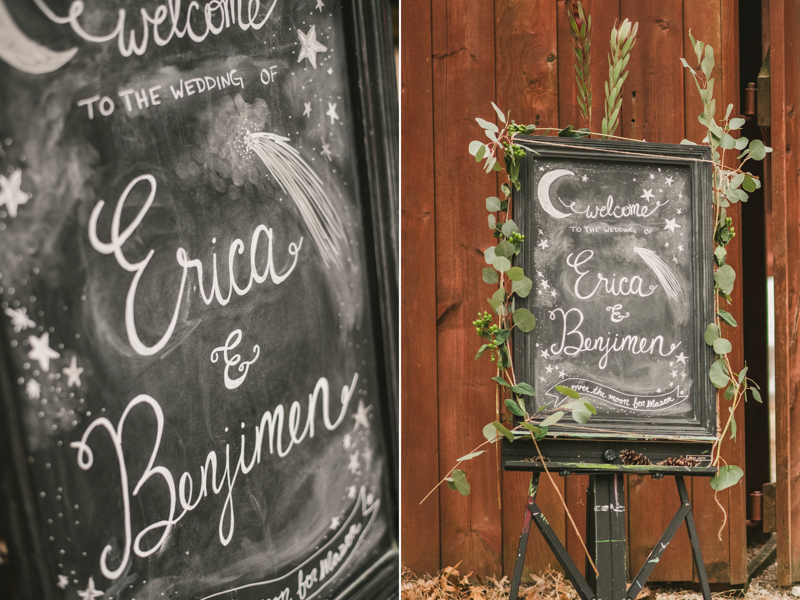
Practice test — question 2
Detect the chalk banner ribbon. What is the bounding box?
[545,378,689,413]
[200,486,380,600]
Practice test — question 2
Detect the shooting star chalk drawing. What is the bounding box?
[0,0,77,74]
[632,246,684,302]
[244,130,345,269]
[536,169,573,219]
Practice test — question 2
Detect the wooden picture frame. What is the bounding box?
[512,136,715,443]
[0,1,398,598]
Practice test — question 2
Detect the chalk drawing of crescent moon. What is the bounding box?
[0,0,77,75]
[537,169,573,219]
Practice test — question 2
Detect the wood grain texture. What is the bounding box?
[431,0,504,576]
[400,0,441,576]
[495,0,567,579]
[620,0,691,584]
[771,0,800,586]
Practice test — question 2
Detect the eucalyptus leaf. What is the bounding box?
[491,101,507,124]
[484,246,497,265]
[476,145,486,162]
[571,404,592,424]
[488,287,505,309]
[502,220,518,237]
[495,240,515,258]
[713,337,733,355]
[511,382,536,396]
[492,420,514,442]
[512,277,533,298]
[715,264,736,295]
[735,136,749,150]
[505,398,526,417]
[728,117,746,130]
[469,140,484,156]
[476,117,498,133]
[710,465,743,491]
[738,366,748,384]
[521,422,546,441]
[751,387,763,403]
[749,139,767,160]
[488,214,496,230]
[448,469,471,495]
[555,385,581,399]
[483,422,499,443]
[709,358,730,388]
[507,267,524,281]
[724,382,735,401]
[513,308,536,332]
[482,267,499,284]
[486,196,502,212]
[704,323,721,346]
[714,245,727,264]
[457,450,485,462]
[742,175,757,193]
[493,256,511,273]
[728,406,737,439]
[492,376,512,388]
[541,411,565,427]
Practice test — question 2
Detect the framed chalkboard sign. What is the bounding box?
[513,137,715,442]
[0,1,398,599]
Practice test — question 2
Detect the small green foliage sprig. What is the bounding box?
[680,32,771,493]
[602,19,638,139]
[567,1,592,130]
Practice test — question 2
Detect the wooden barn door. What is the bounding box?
[401,0,747,586]
[768,0,800,586]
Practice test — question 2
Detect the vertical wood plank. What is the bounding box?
[772,0,800,586]
[720,0,748,585]
[431,0,504,576]
[619,0,692,584]
[400,0,441,576]
[495,0,566,580]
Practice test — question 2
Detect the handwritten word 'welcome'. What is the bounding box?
[70,373,358,580]
[32,0,278,59]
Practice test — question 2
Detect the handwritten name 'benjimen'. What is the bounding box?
[70,373,358,580]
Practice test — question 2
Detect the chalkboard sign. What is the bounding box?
[0,1,398,599]
[514,137,715,441]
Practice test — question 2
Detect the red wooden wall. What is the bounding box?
[401,0,747,586]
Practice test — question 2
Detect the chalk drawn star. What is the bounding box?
[665,176,675,187]
[297,25,327,69]
[77,577,103,600]
[347,484,357,499]
[25,379,40,400]
[664,218,681,232]
[676,352,688,365]
[649,173,655,179]
[641,189,655,202]
[536,270,544,278]
[316,0,325,11]
[558,369,567,378]
[327,67,333,75]
[657,388,662,393]
[665,242,670,248]
[541,349,550,359]
[539,166,545,171]
[57,574,69,589]
[551,289,557,297]
[330,515,342,529]
[678,244,684,252]
[545,365,554,374]
[676,208,683,215]
[5,306,35,333]
[673,256,679,263]
[539,376,546,383]
[27,332,59,372]
[0,170,29,218]
[538,239,549,250]
[348,451,360,474]
[581,174,588,182]
[326,102,339,125]
[541,280,549,290]
[320,142,333,161]
[62,356,83,388]
[342,433,353,450]
[672,370,678,378]
[352,399,372,431]
[303,102,312,117]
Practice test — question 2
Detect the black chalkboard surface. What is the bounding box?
[0,1,398,599]
[513,137,715,441]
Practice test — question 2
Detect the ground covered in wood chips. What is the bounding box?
[401,561,797,600]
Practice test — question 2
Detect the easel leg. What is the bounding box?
[676,477,711,600]
[590,473,628,600]
[509,473,540,600]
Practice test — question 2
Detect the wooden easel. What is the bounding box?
[504,441,716,600]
